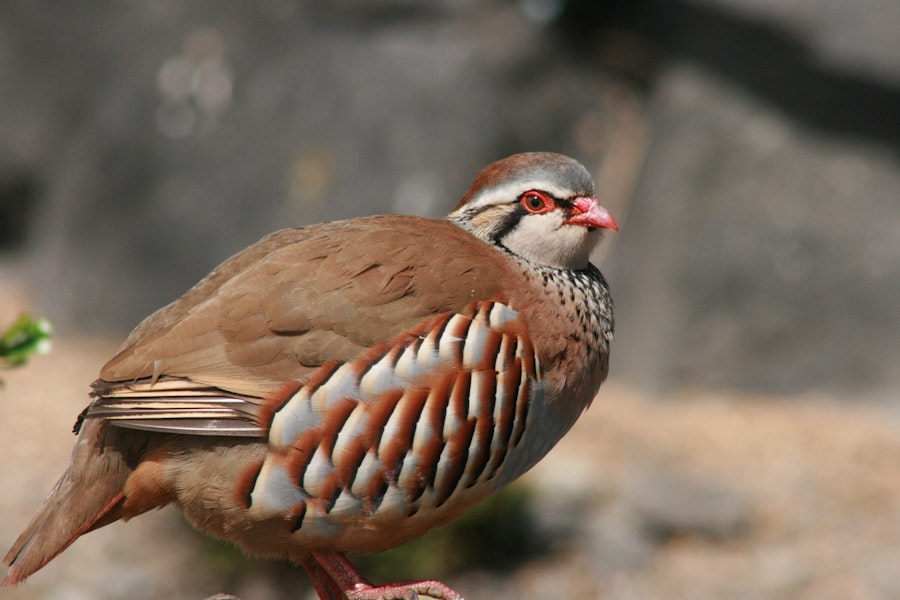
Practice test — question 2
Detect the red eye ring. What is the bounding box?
[520,190,555,214]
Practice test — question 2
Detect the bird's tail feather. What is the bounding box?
[2,419,134,586]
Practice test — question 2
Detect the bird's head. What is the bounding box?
[448,152,618,270]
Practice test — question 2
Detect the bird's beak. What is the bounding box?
[565,196,619,232]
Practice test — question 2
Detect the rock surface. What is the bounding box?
[0,0,897,397]
[0,2,897,597]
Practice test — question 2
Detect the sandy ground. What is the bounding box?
[1,337,899,600]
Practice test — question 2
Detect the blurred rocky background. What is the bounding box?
[1,0,898,599]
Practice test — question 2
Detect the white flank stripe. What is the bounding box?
[271,389,315,449]
[437,315,466,363]
[462,321,487,368]
[443,392,461,439]
[313,363,360,409]
[332,403,367,460]
[468,371,486,420]
[330,492,363,517]
[434,443,454,495]
[489,303,518,328]
[251,460,304,514]
[416,335,440,371]
[515,342,542,380]
[494,371,508,427]
[394,345,421,381]
[378,393,406,457]
[351,451,382,498]
[378,485,407,517]
[359,357,401,399]
[495,335,511,373]
[462,430,481,488]
[397,453,419,493]
[302,445,332,497]
[411,418,433,456]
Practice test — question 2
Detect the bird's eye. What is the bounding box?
[520,191,554,214]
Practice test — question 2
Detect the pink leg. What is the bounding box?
[309,551,464,600]
[301,555,347,600]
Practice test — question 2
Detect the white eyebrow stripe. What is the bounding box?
[462,180,575,211]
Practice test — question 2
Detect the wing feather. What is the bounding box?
[82,216,527,443]
[84,377,267,436]
[99,216,512,397]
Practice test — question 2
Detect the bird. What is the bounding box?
[2,152,617,600]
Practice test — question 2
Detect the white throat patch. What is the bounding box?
[500,212,598,270]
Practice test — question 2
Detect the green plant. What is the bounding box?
[0,313,53,378]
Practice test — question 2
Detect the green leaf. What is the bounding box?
[0,313,54,369]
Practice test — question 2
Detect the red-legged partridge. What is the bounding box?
[3,152,618,600]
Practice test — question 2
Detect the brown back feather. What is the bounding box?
[100,216,513,396]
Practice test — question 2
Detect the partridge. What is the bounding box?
[2,152,617,600]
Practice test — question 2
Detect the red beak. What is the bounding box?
[565,196,619,232]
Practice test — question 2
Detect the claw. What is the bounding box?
[305,551,464,600]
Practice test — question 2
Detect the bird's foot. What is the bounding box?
[304,551,464,600]
[346,580,464,600]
